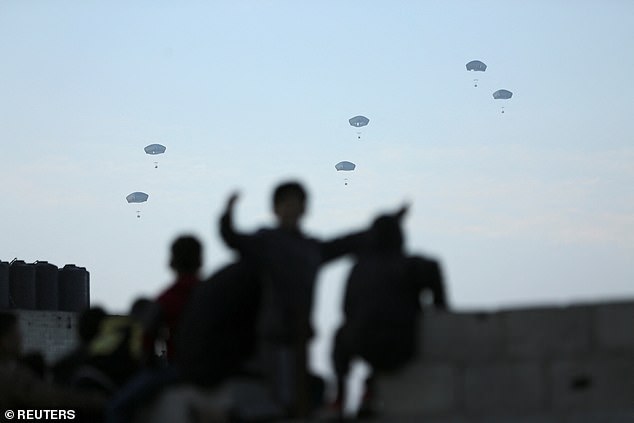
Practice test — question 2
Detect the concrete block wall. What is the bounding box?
[10,302,634,421]
[376,300,634,422]
[15,310,79,364]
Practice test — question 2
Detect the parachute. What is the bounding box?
[335,161,356,186]
[144,144,166,155]
[493,89,513,100]
[493,89,513,113]
[466,60,487,72]
[466,60,486,87]
[144,144,166,168]
[126,192,149,203]
[335,161,356,171]
[349,116,369,140]
[126,192,149,218]
[348,116,369,128]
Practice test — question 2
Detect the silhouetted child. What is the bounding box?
[155,235,203,362]
[105,235,203,423]
[219,180,406,418]
[332,214,448,417]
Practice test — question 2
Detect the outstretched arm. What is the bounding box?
[320,230,371,263]
[219,192,248,251]
[321,202,411,263]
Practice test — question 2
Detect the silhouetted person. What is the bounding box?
[52,306,107,387]
[105,236,203,423]
[0,311,106,420]
[332,214,448,417]
[155,234,203,362]
[175,261,261,388]
[19,351,47,380]
[85,313,145,392]
[129,297,164,368]
[219,181,406,418]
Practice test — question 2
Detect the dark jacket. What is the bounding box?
[175,262,260,387]
[220,212,370,344]
[337,252,447,370]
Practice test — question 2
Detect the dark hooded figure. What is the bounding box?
[332,214,448,416]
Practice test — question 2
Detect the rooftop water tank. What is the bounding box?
[0,261,9,309]
[58,264,90,312]
[35,261,59,310]
[9,260,37,309]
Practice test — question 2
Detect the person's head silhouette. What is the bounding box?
[272,181,307,230]
[371,215,404,253]
[169,235,203,275]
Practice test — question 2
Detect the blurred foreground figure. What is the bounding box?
[332,214,448,418]
[156,234,203,362]
[176,261,260,388]
[105,235,203,423]
[219,181,407,419]
[52,306,111,391]
[0,311,106,421]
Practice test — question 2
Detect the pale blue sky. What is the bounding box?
[1,0,633,353]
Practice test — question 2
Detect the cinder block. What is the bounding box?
[421,311,504,362]
[376,362,457,417]
[463,362,544,414]
[592,302,634,352]
[550,358,634,412]
[502,306,591,359]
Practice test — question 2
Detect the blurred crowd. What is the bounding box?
[0,181,448,422]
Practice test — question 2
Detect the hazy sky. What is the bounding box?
[1,2,633,370]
